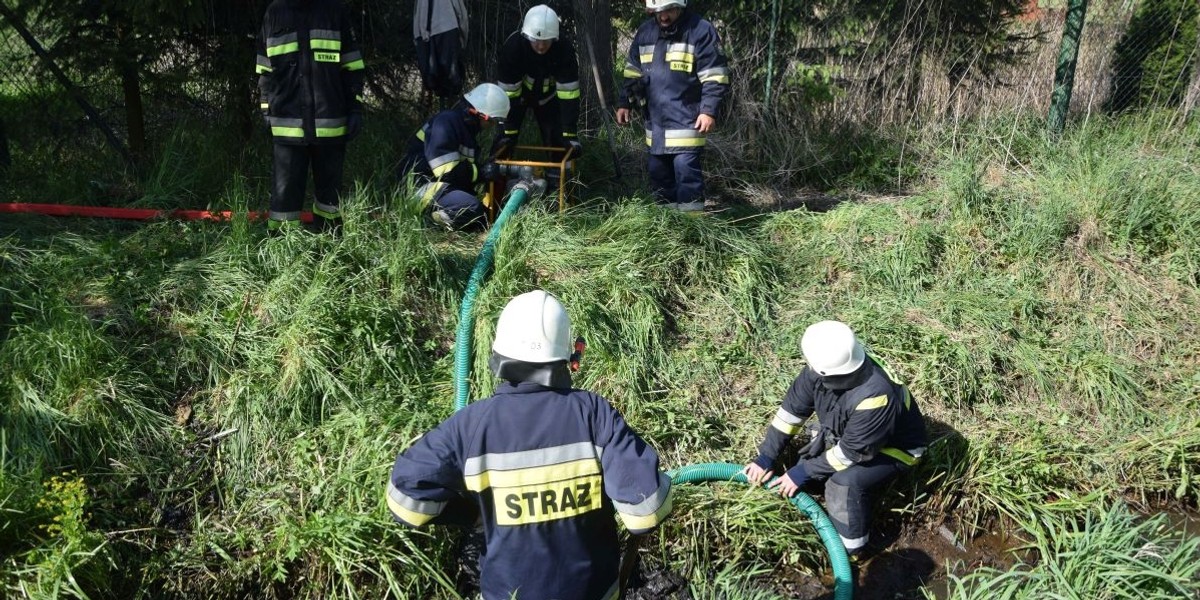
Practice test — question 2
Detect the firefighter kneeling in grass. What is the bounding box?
[397,83,510,231]
[387,290,673,600]
[744,321,928,561]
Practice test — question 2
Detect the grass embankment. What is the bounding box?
[2,114,1199,598]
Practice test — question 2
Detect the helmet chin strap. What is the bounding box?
[489,352,573,389]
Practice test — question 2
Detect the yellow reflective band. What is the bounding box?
[904,388,912,410]
[880,447,918,466]
[623,68,643,78]
[639,53,653,64]
[664,137,705,147]
[700,74,730,84]
[664,51,694,63]
[557,88,581,100]
[416,129,426,141]
[562,132,577,138]
[463,458,601,492]
[267,218,301,230]
[315,126,346,137]
[255,64,272,74]
[310,39,341,51]
[856,395,888,411]
[825,447,853,471]
[645,135,652,146]
[617,489,673,532]
[267,42,299,57]
[342,59,365,71]
[271,126,305,137]
[771,416,801,435]
[259,102,269,110]
[505,89,521,98]
[431,161,459,177]
[495,475,603,525]
[504,129,520,136]
[312,206,339,219]
[386,494,436,526]
[314,51,339,63]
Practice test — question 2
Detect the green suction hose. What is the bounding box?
[669,462,854,600]
[453,185,532,412]
[448,187,852,598]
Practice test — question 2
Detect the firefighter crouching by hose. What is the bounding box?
[397,83,510,230]
[744,321,928,561]
[256,0,365,234]
[387,290,673,600]
[491,5,583,161]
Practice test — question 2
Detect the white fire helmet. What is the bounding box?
[492,290,572,363]
[801,320,865,376]
[463,83,511,120]
[645,0,686,13]
[522,5,560,41]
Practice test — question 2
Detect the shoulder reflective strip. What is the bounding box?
[313,202,339,218]
[428,151,462,170]
[856,395,888,411]
[879,447,917,466]
[386,480,446,518]
[463,441,599,476]
[464,457,601,492]
[617,479,673,532]
[310,38,342,51]
[557,88,581,100]
[825,445,854,471]
[268,210,302,222]
[271,126,305,137]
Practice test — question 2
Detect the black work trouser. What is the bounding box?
[823,454,910,553]
[269,143,346,228]
[495,96,563,158]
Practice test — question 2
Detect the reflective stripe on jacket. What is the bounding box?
[617,11,730,155]
[256,0,365,145]
[758,357,928,479]
[388,381,672,600]
[400,106,481,193]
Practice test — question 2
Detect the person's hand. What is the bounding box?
[492,135,516,160]
[767,464,809,498]
[616,107,632,126]
[694,113,716,133]
[564,138,583,158]
[346,112,363,141]
[477,161,500,182]
[742,457,773,486]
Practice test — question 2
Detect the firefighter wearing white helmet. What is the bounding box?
[617,0,729,211]
[397,83,511,230]
[744,320,928,560]
[388,290,673,600]
[492,5,583,160]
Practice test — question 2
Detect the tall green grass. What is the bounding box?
[2,111,1198,597]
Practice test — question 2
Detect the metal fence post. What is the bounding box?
[1048,0,1090,136]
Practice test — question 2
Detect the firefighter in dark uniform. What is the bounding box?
[492,5,583,160]
[616,0,729,212]
[744,320,928,558]
[397,83,510,230]
[388,290,673,600]
[256,0,365,233]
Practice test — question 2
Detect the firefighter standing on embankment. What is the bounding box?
[256,0,364,233]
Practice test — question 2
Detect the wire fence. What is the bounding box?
[0,0,1196,182]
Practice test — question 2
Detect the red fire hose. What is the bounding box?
[0,203,312,223]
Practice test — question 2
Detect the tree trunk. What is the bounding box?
[0,118,10,173]
[116,25,147,161]
[1184,33,1200,116]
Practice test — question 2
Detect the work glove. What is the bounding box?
[346,112,363,141]
[477,161,500,182]
[564,138,583,159]
[491,135,516,160]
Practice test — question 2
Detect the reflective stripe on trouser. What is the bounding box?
[647,151,704,205]
[270,143,346,224]
[824,453,911,552]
